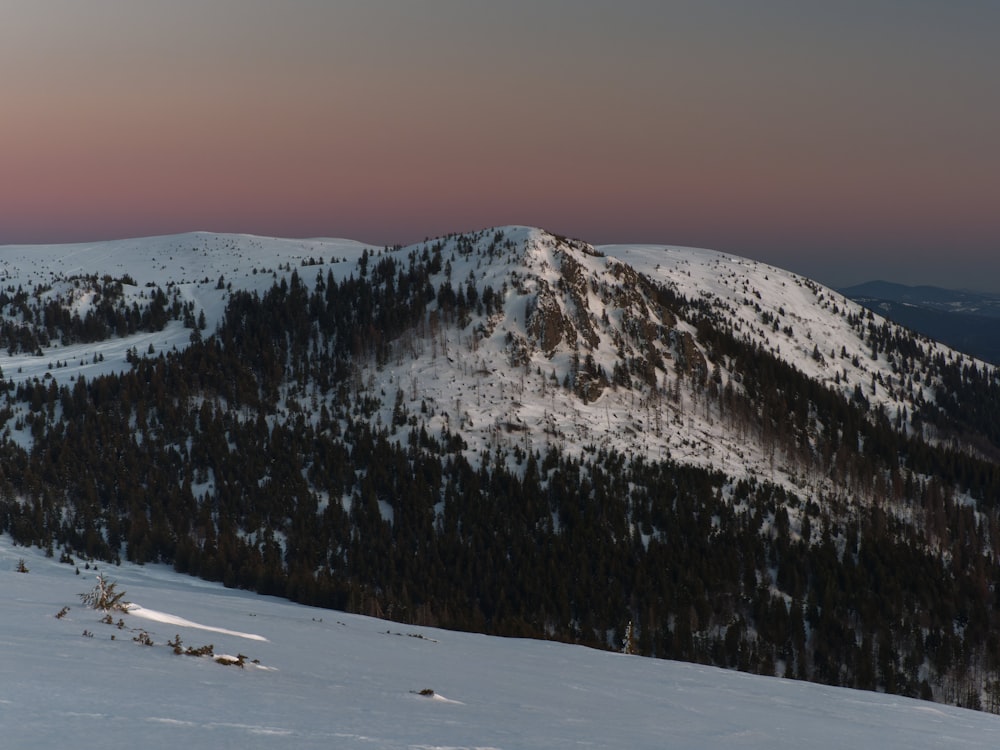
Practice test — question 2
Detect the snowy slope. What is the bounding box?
[3,538,998,750]
[0,226,992,494]
[606,241,960,414]
[0,232,372,385]
[314,226,987,490]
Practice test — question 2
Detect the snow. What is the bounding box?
[602,240,985,419]
[2,538,998,749]
[0,231,373,386]
[129,604,268,641]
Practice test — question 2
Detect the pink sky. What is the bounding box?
[2,1,999,290]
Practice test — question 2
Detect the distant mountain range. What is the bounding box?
[840,280,1000,364]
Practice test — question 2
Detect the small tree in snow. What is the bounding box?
[79,573,130,613]
[622,620,637,655]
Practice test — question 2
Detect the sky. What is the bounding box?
[2,1,999,291]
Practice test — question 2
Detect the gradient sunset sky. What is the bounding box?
[3,1,999,290]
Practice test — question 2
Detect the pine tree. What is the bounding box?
[623,620,637,655]
[79,573,130,612]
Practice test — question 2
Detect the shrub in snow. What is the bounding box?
[215,654,247,668]
[167,635,214,657]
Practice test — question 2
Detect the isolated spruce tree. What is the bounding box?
[622,621,637,655]
[79,573,130,613]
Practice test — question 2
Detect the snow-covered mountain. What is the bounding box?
[5,538,1000,749]
[0,226,987,487]
[4,226,1000,713]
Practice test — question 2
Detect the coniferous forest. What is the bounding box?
[3,232,1000,712]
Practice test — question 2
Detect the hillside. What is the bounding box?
[0,228,989,481]
[2,227,1000,711]
[5,539,1000,749]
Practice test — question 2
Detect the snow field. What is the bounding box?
[3,538,1000,749]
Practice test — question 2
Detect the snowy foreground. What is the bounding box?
[3,539,999,749]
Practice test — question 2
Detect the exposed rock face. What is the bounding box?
[526,281,573,356]
[524,247,602,357]
[671,330,708,384]
[558,253,599,350]
[519,235,689,400]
